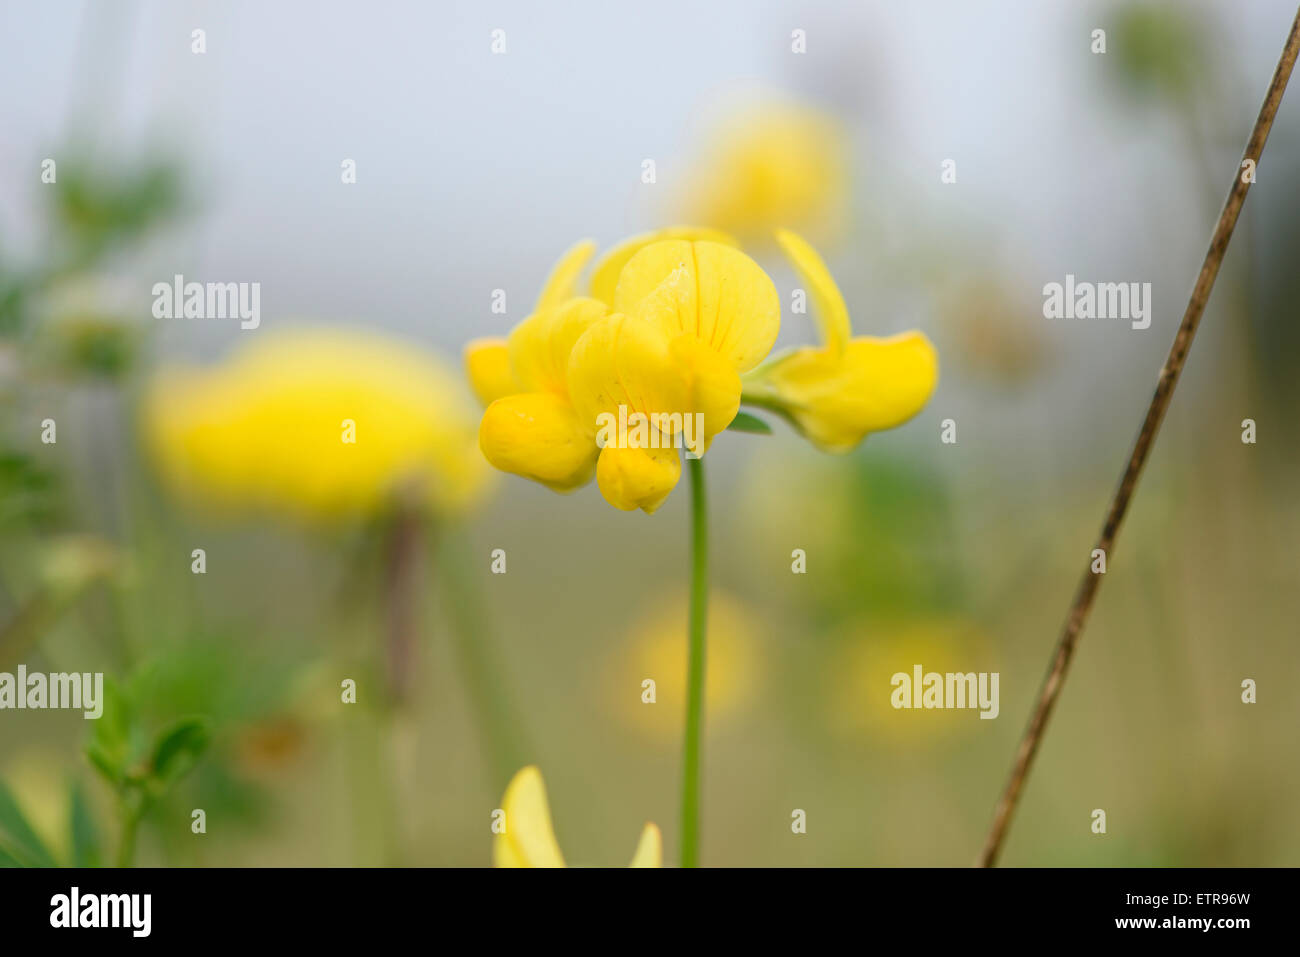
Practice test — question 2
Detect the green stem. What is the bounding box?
[679,455,709,868]
[116,805,140,868]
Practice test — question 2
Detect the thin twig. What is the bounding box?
[978,6,1300,868]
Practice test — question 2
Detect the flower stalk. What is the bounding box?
[679,454,709,868]
[116,803,141,868]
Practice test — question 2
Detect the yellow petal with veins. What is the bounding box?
[479,392,598,491]
[534,240,596,312]
[493,766,566,868]
[595,444,682,514]
[613,240,779,374]
[590,226,737,307]
[775,229,851,353]
[464,337,520,405]
[508,297,607,395]
[627,823,662,868]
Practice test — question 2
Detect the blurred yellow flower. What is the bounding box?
[610,591,762,739]
[493,765,660,868]
[827,618,991,747]
[568,238,779,511]
[743,230,938,452]
[143,326,492,519]
[685,103,848,242]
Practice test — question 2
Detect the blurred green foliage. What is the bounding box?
[1108,2,1211,105]
[0,147,183,369]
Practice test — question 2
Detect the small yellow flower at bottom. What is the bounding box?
[493,766,661,868]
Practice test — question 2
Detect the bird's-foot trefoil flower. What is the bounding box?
[469,232,779,515]
[493,765,661,868]
[741,229,939,452]
[568,238,780,512]
[466,224,938,869]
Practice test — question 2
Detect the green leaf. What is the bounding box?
[84,743,122,789]
[69,781,101,867]
[0,781,57,868]
[85,677,132,786]
[727,411,773,435]
[0,840,27,867]
[149,718,211,788]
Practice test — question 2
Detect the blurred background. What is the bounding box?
[1,0,1298,866]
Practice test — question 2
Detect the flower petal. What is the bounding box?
[567,313,691,434]
[464,337,520,405]
[614,240,779,374]
[748,332,938,452]
[775,229,851,353]
[535,240,596,312]
[508,297,607,395]
[667,332,742,448]
[596,444,682,513]
[493,766,566,868]
[479,392,598,491]
[590,226,737,307]
[627,822,663,868]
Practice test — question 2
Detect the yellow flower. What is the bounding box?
[493,766,661,868]
[143,326,492,519]
[469,241,607,493]
[567,238,780,512]
[742,230,938,452]
[609,591,762,740]
[684,103,848,242]
[826,619,992,748]
[471,235,779,513]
